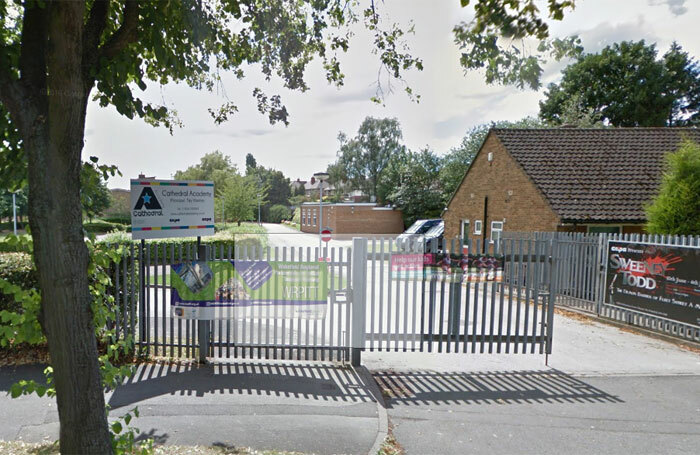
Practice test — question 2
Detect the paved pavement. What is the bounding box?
[1,225,699,454]
[376,372,700,455]
[263,223,354,251]
[0,362,379,455]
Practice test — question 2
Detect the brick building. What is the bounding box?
[300,202,404,235]
[443,128,700,242]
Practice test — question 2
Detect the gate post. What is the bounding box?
[351,237,368,366]
[546,238,559,357]
[197,239,209,364]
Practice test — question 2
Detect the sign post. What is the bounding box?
[130,178,215,363]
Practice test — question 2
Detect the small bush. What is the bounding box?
[646,140,700,234]
[84,220,128,234]
[102,214,131,225]
[0,234,33,253]
[0,253,37,313]
[268,204,291,223]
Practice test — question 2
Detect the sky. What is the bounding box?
[84,0,700,189]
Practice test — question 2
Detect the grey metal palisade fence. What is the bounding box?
[108,235,563,360]
[504,232,700,342]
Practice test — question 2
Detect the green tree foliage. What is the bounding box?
[0,188,28,223]
[440,117,544,200]
[333,117,405,202]
[540,41,700,126]
[0,108,23,190]
[251,166,291,222]
[455,1,582,90]
[80,164,112,222]
[268,204,292,223]
[385,148,444,227]
[245,153,257,174]
[174,151,235,196]
[0,1,577,451]
[646,140,700,235]
[222,174,268,226]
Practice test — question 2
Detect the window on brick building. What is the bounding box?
[490,221,503,243]
[474,220,482,235]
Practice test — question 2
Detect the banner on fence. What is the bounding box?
[170,260,329,319]
[606,241,700,326]
[391,253,503,282]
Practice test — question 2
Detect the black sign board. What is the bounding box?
[605,241,700,327]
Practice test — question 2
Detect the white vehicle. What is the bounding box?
[396,219,444,252]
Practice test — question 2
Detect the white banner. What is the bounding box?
[130,179,215,239]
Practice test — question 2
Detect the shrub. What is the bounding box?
[268,204,291,223]
[84,220,128,235]
[646,140,700,235]
[102,214,131,225]
[0,253,38,313]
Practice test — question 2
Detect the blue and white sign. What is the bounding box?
[130,179,215,239]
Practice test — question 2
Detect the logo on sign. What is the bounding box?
[133,187,163,216]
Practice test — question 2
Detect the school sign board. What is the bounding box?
[170,260,329,320]
[605,240,700,326]
[130,179,215,239]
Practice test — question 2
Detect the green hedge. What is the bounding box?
[0,253,37,313]
[99,230,265,256]
[101,214,131,225]
[84,220,130,234]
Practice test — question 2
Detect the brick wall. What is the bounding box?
[443,134,560,242]
[300,204,404,235]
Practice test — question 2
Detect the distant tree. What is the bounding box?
[80,164,112,222]
[0,187,28,223]
[646,140,700,235]
[222,174,266,226]
[0,1,580,451]
[245,153,257,174]
[268,204,292,223]
[248,166,291,222]
[385,148,443,227]
[552,93,604,128]
[333,117,404,202]
[440,117,544,200]
[540,41,700,127]
[174,151,235,196]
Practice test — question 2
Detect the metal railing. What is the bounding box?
[504,232,700,342]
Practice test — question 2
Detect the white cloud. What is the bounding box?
[648,0,688,16]
[87,0,700,189]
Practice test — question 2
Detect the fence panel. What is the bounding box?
[504,232,700,342]
[364,236,556,355]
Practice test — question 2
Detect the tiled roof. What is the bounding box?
[493,128,700,223]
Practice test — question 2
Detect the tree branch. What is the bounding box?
[83,0,110,66]
[0,58,26,123]
[0,0,49,131]
[19,0,49,92]
[99,1,140,61]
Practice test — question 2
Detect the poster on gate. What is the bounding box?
[391,253,503,283]
[170,260,329,320]
[605,241,700,326]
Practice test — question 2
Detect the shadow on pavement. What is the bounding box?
[109,361,374,409]
[0,364,49,392]
[373,369,624,406]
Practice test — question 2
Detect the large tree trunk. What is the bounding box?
[22,3,113,454]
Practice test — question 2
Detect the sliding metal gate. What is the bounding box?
[111,236,558,361]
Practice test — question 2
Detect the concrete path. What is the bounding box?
[364,314,700,455]
[263,223,354,251]
[376,372,700,455]
[0,362,379,455]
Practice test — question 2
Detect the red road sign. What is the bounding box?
[321,229,332,242]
